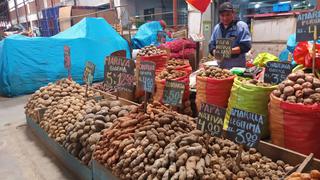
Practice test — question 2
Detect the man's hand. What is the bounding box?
[231,46,241,55]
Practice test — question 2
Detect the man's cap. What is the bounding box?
[219,2,234,13]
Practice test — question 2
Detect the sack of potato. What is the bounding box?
[196,66,235,111]
[167,58,192,76]
[153,69,192,116]
[269,70,320,158]
[224,77,276,138]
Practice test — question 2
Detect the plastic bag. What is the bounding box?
[224,77,277,138]
[269,94,320,158]
[293,42,320,69]
[253,52,279,67]
[287,33,297,53]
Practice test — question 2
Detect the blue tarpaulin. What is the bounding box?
[0,17,130,97]
[132,21,172,49]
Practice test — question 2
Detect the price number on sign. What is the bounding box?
[235,129,259,148]
[197,118,223,137]
[83,61,95,85]
[264,73,287,85]
[141,76,154,92]
[163,89,183,106]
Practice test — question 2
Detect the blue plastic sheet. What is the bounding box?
[132,21,172,49]
[0,17,130,97]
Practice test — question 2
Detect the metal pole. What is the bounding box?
[22,0,30,29]
[13,0,19,24]
[34,0,40,27]
[173,0,178,31]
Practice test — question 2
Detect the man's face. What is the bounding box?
[219,11,234,27]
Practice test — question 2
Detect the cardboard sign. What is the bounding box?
[197,103,226,137]
[162,80,185,107]
[296,11,320,42]
[226,108,265,148]
[157,31,166,44]
[139,61,156,93]
[215,38,232,59]
[105,56,135,92]
[64,46,71,69]
[264,61,292,85]
[190,33,205,42]
[83,61,95,85]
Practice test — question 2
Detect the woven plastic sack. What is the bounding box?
[269,94,320,158]
[223,77,277,138]
[173,60,192,76]
[253,52,279,67]
[196,75,235,111]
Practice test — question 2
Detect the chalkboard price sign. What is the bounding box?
[139,61,156,93]
[226,108,265,148]
[197,103,226,137]
[162,80,185,107]
[105,56,135,92]
[215,38,232,59]
[264,61,292,85]
[83,61,95,85]
[296,11,320,42]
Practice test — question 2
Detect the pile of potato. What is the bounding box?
[286,170,320,180]
[167,58,188,69]
[157,69,186,80]
[62,99,137,165]
[93,102,195,179]
[25,79,97,121]
[272,71,320,104]
[198,66,233,79]
[137,45,166,57]
[240,78,272,87]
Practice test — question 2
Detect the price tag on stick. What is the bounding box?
[264,61,292,85]
[226,108,265,149]
[83,61,96,97]
[64,45,71,80]
[296,11,320,42]
[105,56,135,97]
[197,102,226,137]
[139,61,156,112]
[162,80,185,107]
[215,38,232,59]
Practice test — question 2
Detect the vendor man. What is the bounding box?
[209,2,252,69]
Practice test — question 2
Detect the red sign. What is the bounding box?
[186,0,211,13]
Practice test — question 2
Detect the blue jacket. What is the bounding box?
[209,21,252,69]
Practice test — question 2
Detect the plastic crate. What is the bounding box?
[273,2,291,12]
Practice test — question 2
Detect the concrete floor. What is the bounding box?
[0,96,74,180]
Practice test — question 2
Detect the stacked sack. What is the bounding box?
[159,38,196,59]
[224,77,276,138]
[269,70,320,158]
[196,66,235,111]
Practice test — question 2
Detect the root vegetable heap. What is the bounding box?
[138,45,166,57]
[240,78,272,87]
[272,70,320,104]
[25,79,98,121]
[93,102,195,179]
[286,170,320,180]
[157,69,186,80]
[198,66,233,79]
[167,58,189,69]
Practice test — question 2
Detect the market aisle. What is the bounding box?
[0,96,74,180]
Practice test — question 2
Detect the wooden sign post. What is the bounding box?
[105,56,135,99]
[83,61,96,97]
[264,61,292,85]
[215,38,232,60]
[296,10,320,75]
[197,102,226,138]
[64,45,71,80]
[139,61,156,112]
[162,80,185,108]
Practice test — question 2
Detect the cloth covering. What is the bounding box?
[0,17,130,96]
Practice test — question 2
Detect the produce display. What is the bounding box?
[137,45,166,57]
[92,83,116,94]
[167,58,188,69]
[198,66,233,79]
[157,69,186,80]
[25,79,98,121]
[286,170,320,180]
[272,71,320,104]
[239,78,272,87]
[93,102,195,179]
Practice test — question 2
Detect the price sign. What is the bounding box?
[139,61,156,93]
[296,11,320,42]
[226,108,265,148]
[83,61,95,85]
[264,61,292,84]
[215,38,232,59]
[197,103,225,137]
[64,46,71,69]
[105,56,135,92]
[162,80,185,107]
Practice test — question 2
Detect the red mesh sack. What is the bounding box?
[179,48,195,59]
[293,42,320,68]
